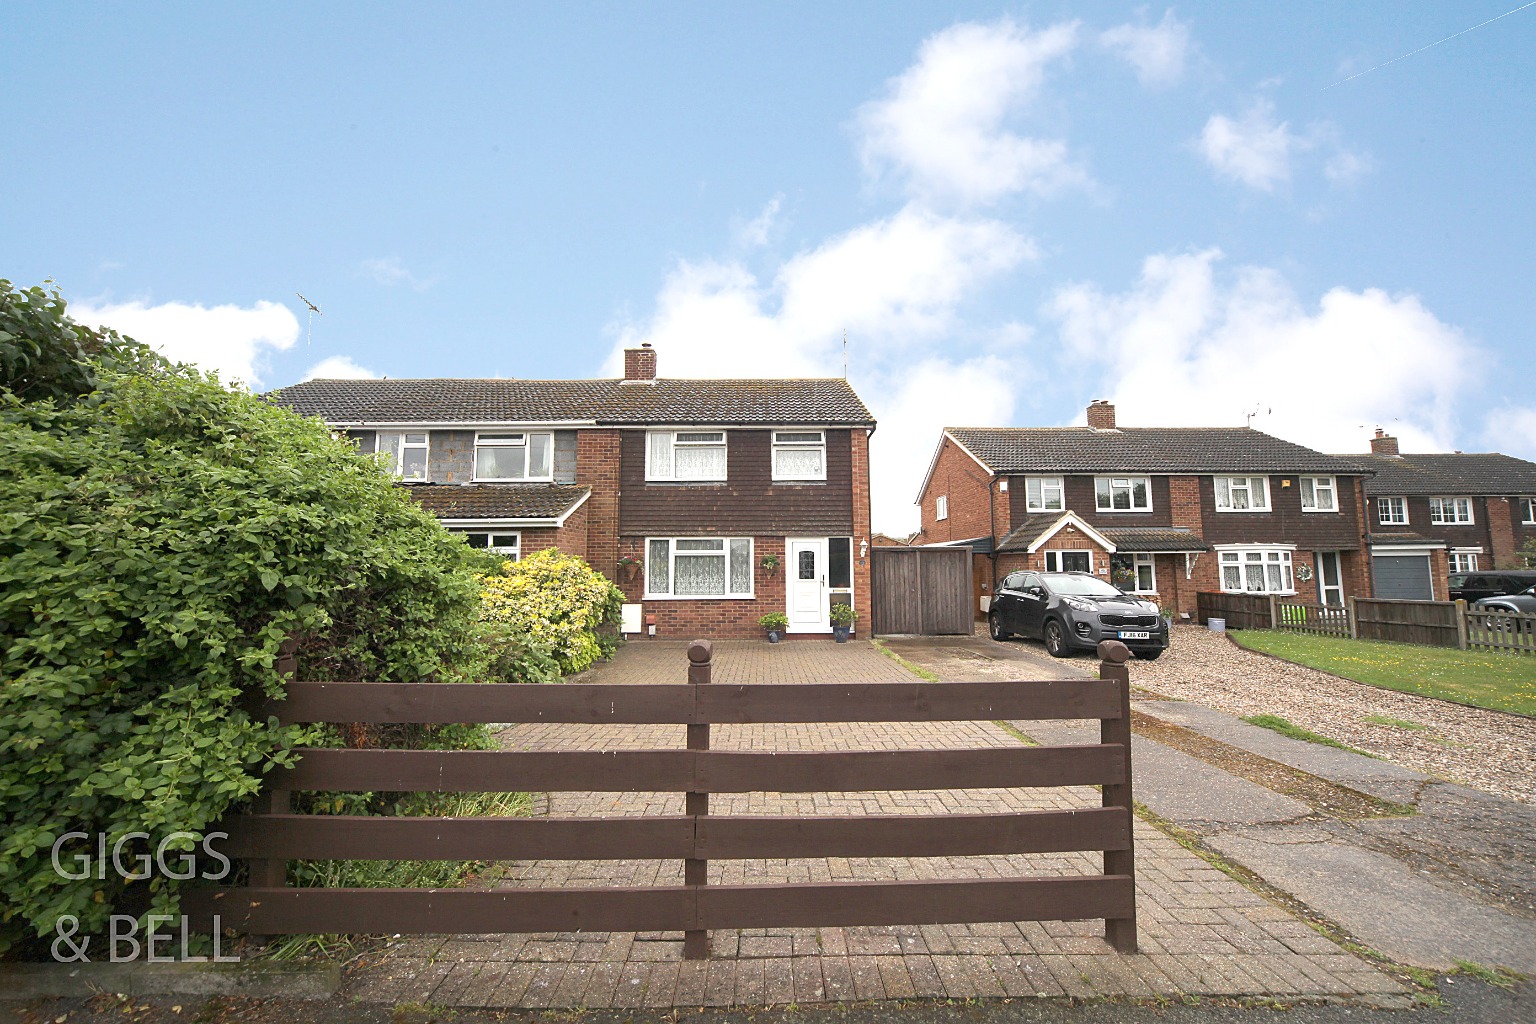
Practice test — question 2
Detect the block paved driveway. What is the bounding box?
[344,639,1407,1009]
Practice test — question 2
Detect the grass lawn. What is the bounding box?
[1230,630,1536,717]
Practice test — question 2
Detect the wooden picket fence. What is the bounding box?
[1197,592,1535,655]
[188,640,1140,956]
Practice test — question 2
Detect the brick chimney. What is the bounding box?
[1370,428,1400,456]
[1086,400,1117,430]
[623,343,657,381]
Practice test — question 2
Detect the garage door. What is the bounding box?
[1372,555,1433,600]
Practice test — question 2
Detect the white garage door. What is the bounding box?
[1372,555,1433,601]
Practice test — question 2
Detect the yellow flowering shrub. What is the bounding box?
[478,548,624,674]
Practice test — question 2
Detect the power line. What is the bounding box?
[1324,1,1535,89]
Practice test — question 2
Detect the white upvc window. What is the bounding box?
[1429,496,1474,525]
[936,495,949,521]
[474,432,554,481]
[1044,550,1092,573]
[1522,497,1536,525]
[1110,553,1156,593]
[647,430,727,481]
[1214,476,1271,512]
[1094,476,1151,512]
[772,430,826,481]
[1218,547,1295,594]
[1377,496,1408,525]
[644,537,754,598]
[1450,551,1479,573]
[1025,476,1065,512]
[457,530,521,559]
[377,431,430,481]
[1299,476,1337,512]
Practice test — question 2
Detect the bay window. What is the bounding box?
[772,431,826,480]
[647,430,727,481]
[475,432,553,481]
[1095,476,1151,512]
[1377,496,1408,525]
[1299,476,1337,512]
[1218,547,1294,594]
[646,537,753,598]
[1110,553,1156,593]
[377,431,429,481]
[1214,476,1270,512]
[1026,476,1065,512]
[1429,497,1473,525]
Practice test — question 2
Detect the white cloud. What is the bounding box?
[1483,406,1536,462]
[1100,10,1191,87]
[1048,249,1474,455]
[303,355,378,381]
[359,257,437,291]
[70,298,300,388]
[1323,147,1374,186]
[1198,99,1296,192]
[733,194,784,248]
[856,17,1086,206]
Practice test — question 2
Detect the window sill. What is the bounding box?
[1214,509,1273,514]
[644,480,729,486]
[1220,590,1297,597]
[1301,509,1339,514]
[642,594,758,601]
[471,477,557,484]
[772,479,828,485]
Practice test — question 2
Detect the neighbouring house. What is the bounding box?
[913,401,1376,620]
[1355,429,1536,600]
[266,344,876,639]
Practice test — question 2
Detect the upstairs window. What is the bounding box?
[378,431,429,481]
[647,430,727,481]
[1429,497,1474,525]
[1214,475,1270,512]
[475,432,553,481]
[772,431,826,480]
[936,495,949,521]
[1377,496,1408,525]
[1523,497,1536,525]
[1025,476,1065,512]
[1299,476,1337,512]
[1095,476,1151,512]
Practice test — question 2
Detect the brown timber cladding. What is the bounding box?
[186,641,1139,956]
[618,429,854,536]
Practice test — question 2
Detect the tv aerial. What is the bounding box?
[296,292,323,348]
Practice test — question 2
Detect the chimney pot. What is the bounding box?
[1369,430,1400,456]
[624,345,658,381]
[1086,400,1117,430]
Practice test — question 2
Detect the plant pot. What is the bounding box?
[620,564,639,584]
[832,625,851,643]
[766,630,782,644]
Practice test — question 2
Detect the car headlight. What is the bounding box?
[1061,596,1095,612]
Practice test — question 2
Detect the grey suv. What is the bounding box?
[988,571,1168,660]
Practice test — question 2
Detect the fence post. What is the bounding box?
[243,637,298,942]
[1097,640,1138,953]
[684,639,713,960]
[1267,594,1280,629]
[1455,599,1469,651]
[1348,596,1359,639]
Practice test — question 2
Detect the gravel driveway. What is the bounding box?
[1130,627,1535,804]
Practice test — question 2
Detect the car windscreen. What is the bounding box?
[1448,574,1469,589]
[1043,574,1124,597]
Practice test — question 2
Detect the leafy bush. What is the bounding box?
[0,357,494,953]
[1,279,169,405]
[478,549,623,674]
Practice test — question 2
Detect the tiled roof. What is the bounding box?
[1100,527,1209,553]
[1367,532,1447,547]
[948,427,1371,475]
[1355,453,1536,495]
[405,483,590,521]
[995,516,1061,552]
[266,378,875,426]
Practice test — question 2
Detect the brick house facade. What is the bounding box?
[267,347,877,639]
[1356,430,1536,600]
[915,403,1375,620]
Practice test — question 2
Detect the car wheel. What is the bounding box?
[1138,648,1164,661]
[988,611,1011,642]
[1043,620,1072,658]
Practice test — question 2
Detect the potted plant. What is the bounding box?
[759,612,789,643]
[760,553,781,575]
[616,556,641,584]
[1158,603,1177,627]
[829,603,857,643]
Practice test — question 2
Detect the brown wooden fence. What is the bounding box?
[1465,609,1536,654]
[1352,598,1462,648]
[871,546,974,635]
[187,640,1139,956]
[1195,592,1273,630]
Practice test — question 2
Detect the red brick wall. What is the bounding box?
[1488,495,1519,569]
[851,428,874,634]
[517,500,589,560]
[576,429,621,581]
[614,536,795,640]
[918,436,996,543]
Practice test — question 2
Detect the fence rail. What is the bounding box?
[1465,609,1536,654]
[1196,592,1534,655]
[1353,597,1462,648]
[187,639,1140,956]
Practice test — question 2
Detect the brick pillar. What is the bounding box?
[1488,496,1518,569]
[852,428,874,635]
[1352,477,1373,598]
[1167,477,1204,619]
[576,429,622,581]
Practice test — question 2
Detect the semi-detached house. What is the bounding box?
[267,345,876,639]
[914,402,1376,620]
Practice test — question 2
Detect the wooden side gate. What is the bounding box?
[871,545,973,635]
[189,640,1139,955]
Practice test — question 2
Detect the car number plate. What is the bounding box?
[1117,630,1150,640]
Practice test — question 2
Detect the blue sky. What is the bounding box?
[4,2,1533,532]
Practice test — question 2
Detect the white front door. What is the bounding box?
[786,538,831,633]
